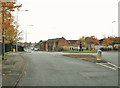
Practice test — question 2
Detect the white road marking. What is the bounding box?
[107,62,120,69]
[96,63,117,71]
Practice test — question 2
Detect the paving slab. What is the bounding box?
[2,52,26,87]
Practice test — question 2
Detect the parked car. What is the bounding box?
[34,48,39,51]
[31,47,34,50]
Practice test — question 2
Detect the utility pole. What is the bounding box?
[16,9,28,52]
[15,5,21,52]
[25,24,33,51]
[15,7,18,52]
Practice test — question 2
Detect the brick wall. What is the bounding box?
[58,38,69,47]
[40,42,46,51]
[45,43,48,51]
[52,41,56,50]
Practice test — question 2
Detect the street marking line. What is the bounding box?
[107,62,120,69]
[96,63,117,71]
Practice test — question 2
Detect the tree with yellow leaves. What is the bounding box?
[1,1,22,45]
[78,36,87,47]
[78,36,99,50]
[103,36,120,49]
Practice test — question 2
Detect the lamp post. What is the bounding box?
[15,9,28,52]
[25,25,33,51]
[112,21,116,37]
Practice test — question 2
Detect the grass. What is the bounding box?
[63,49,97,53]
[5,52,10,56]
[0,55,2,61]
[0,52,10,60]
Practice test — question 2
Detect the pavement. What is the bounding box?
[2,52,26,87]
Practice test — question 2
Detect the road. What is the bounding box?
[17,51,118,86]
[102,51,119,66]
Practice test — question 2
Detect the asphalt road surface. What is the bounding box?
[102,51,119,66]
[17,51,118,86]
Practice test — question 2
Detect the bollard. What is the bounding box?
[13,49,15,52]
[97,50,102,61]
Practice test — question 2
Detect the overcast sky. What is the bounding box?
[16,0,119,43]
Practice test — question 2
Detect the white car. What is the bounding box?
[34,48,39,51]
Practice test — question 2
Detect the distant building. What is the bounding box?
[96,37,120,50]
[99,39,105,45]
[68,40,78,47]
[67,40,78,50]
[46,37,69,51]
[40,41,46,51]
[39,37,69,51]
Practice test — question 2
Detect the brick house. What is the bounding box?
[40,41,46,51]
[68,40,78,46]
[67,40,78,50]
[99,39,105,45]
[45,37,69,51]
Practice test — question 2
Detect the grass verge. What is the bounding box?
[63,50,97,53]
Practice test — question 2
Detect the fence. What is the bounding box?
[5,43,24,52]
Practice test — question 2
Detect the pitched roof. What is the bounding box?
[47,37,66,43]
[68,40,77,44]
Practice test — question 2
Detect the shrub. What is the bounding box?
[58,47,64,51]
[54,47,64,51]
[99,47,112,51]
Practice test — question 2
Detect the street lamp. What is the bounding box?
[112,21,116,37]
[25,25,33,51]
[15,9,28,52]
